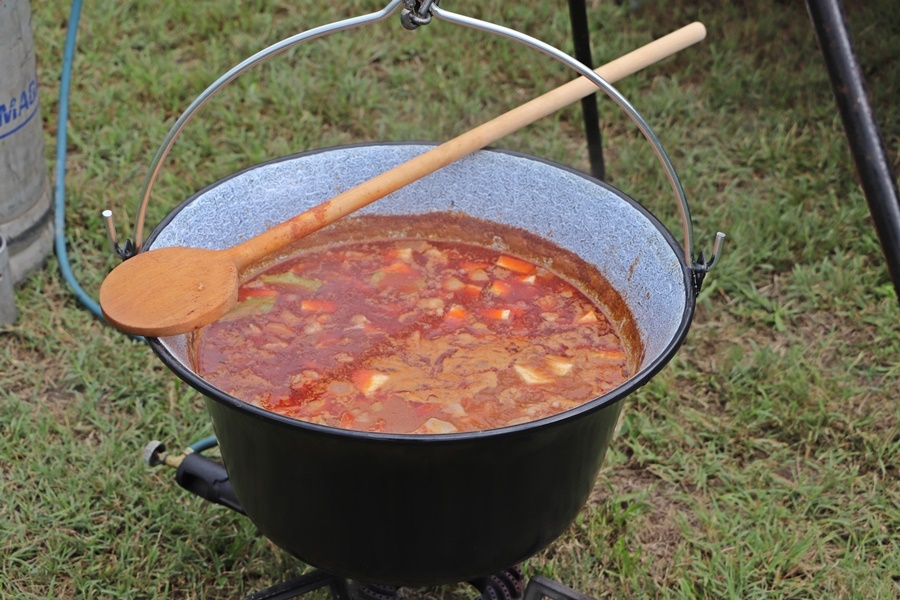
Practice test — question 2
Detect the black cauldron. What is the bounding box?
[145,143,699,585]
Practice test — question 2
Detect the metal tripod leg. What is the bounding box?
[806,0,900,302]
[566,0,606,180]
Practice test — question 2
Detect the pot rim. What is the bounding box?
[145,142,697,443]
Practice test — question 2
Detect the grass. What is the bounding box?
[3,0,899,597]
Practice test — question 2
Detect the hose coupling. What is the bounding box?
[142,440,189,469]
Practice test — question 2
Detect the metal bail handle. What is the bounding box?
[106,0,724,278]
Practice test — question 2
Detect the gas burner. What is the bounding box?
[469,565,526,600]
[347,580,400,600]
[344,565,527,600]
[241,567,591,600]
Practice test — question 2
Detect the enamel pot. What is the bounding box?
[145,142,701,585]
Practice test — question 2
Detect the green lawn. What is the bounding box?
[2,0,898,598]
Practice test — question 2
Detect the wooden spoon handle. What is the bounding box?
[227,22,707,270]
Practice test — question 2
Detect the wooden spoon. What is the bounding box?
[100,22,706,337]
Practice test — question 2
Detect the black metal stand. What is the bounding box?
[805,0,900,302]
[566,0,605,180]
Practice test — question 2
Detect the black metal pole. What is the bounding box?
[566,0,606,180]
[806,0,900,302]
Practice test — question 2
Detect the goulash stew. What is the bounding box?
[194,216,638,434]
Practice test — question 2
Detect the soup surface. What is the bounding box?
[195,237,632,433]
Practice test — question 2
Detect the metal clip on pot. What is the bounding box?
[102,0,724,290]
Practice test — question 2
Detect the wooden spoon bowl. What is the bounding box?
[100,247,238,336]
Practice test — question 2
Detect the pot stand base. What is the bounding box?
[144,444,598,600]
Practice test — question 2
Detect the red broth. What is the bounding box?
[195,238,632,434]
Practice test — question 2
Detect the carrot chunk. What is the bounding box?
[496,255,536,274]
[595,348,627,362]
[462,284,483,297]
[576,310,598,324]
[460,261,489,272]
[238,287,278,301]
[446,305,468,320]
[301,299,337,313]
[482,308,511,320]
